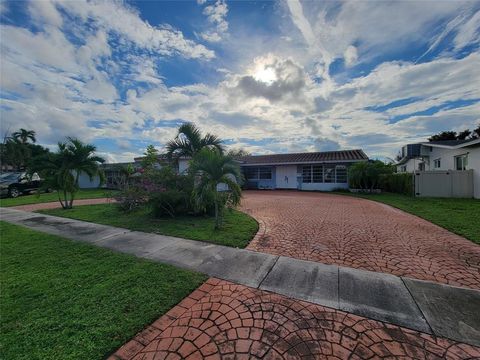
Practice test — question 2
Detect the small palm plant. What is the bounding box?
[12,128,36,144]
[166,123,224,159]
[31,138,104,209]
[189,148,242,229]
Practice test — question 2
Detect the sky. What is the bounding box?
[1,0,479,163]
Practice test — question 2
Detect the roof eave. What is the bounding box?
[240,159,368,166]
[421,138,480,149]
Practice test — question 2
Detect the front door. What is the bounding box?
[275,165,297,189]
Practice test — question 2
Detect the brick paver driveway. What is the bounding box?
[241,190,480,290]
[111,278,480,360]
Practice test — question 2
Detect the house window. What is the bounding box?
[418,163,425,171]
[302,166,312,183]
[245,167,272,180]
[245,168,257,180]
[400,165,407,172]
[324,165,335,183]
[312,165,323,183]
[259,167,272,180]
[335,166,347,183]
[434,158,441,169]
[455,154,468,170]
[302,164,348,183]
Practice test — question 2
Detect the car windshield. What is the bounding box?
[0,173,22,181]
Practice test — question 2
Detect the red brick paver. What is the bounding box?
[110,278,480,360]
[11,197,114,212]
[241,191,480,290]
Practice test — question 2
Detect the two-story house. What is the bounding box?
[396,138,480,198]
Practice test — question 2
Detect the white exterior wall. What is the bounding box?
[300,182,349,191]
[424,146,480,198]
[76,171,101,188]
[470,149,480,199]
[424,146,474,170]
[397,158,423,173]
[178,159,190,174]
[398,145,480,199]
[275,165,297,189]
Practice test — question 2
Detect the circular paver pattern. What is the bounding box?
[112,278,480,360]
[241,191,480,290]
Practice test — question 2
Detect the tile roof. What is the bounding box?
[238,150,368,165]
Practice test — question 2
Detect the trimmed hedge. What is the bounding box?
[379,173,414,195]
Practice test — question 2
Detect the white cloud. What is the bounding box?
[56,0,214,59]
[1,0,479,162]
[199,0,229,42]
[453,9,480,50]
[343,45,358,67]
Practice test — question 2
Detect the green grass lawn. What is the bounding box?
[0,221,206,360]
[0,188,117,207]
[336,192,480,244]
[40,204,258,248]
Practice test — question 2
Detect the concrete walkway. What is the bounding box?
[1,207,479,348]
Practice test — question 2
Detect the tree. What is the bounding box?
[348,161,394,190]
[141,145,160,170]
[166,123,224,159]
[189,148,242,229]
[457,129,471,140]
[227,148,251,158]
[428,126,480,141]
[428,131,457,142]
[12,128,36,144]
[31,138,104,209]
[0,129,48,171]
[472,125,480,139]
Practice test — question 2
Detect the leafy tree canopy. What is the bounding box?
[428,125,480,142]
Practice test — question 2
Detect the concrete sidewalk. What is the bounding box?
[2,207,479,348]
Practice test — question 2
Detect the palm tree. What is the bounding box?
[31,138,104,209]
[12,128,36,144]
[166,123,224,159]
[189,148,242,229]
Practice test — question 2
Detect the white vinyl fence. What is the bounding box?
[414,170,473,198]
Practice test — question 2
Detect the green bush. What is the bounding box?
[149,190,193,218]
[348,161,395,190]
[379,173,413,195]
[114,186,148,212]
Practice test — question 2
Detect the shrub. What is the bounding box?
[149,190,193,218]
[114,186,148,212]
[379,173,413,195]
[348,161,394,190]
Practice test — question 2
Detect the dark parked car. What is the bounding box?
[0,172,46,198]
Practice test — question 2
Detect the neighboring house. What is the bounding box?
[76,171,102,189]
[396,138,480,198]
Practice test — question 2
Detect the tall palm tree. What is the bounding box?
[31,138,104,209]
[189,148,242,229]
[12,128,36,144]
[166,123,224,159]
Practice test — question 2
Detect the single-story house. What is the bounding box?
[98,149,368,192]
[176,149,369,191]
[396,138,480,198]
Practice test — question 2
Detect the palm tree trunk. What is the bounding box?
[68,191,75,209]
[214,199,219,230]
[63,189,68,209]
[58,191,66,209]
